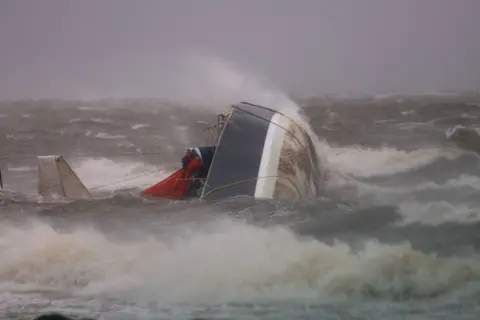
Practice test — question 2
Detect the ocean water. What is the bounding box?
[1,93,480,319]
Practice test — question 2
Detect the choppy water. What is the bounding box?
[1,93,480,319]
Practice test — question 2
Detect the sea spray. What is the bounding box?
[0,218,479,304]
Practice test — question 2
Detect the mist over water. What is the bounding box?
[1,56,480,319]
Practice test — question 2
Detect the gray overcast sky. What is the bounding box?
[1,0,479,101]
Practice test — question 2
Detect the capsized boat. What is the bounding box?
[141,102,323,201]
[33,102,323,202]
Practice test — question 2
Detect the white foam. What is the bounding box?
[69,118,115,124]
[325,171,480,207]
[116,141,136,148]
[322,145,462,178]
[399,201,480,225]
[0,219,478,304]
[90,117,114,124]
[93,132,126,140]
[131,124,151,130]
[70,157,167,191]
[418,175,480,191]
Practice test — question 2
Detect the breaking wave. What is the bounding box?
[72,157,167,192]
[323,145,463,178]
[0,219,479,305]
[399,201,480,225]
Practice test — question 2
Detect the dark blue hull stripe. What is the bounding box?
[201,103,275,200]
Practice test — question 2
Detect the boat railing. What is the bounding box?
[200,110,231,145]
[201,175,301,199]
[199,101,304,146]
[232,102,313,154]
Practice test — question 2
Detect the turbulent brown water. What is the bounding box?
[1,93,480,319]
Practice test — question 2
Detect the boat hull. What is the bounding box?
[201,102,322,201]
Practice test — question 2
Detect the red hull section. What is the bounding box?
[141,169,189,200]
